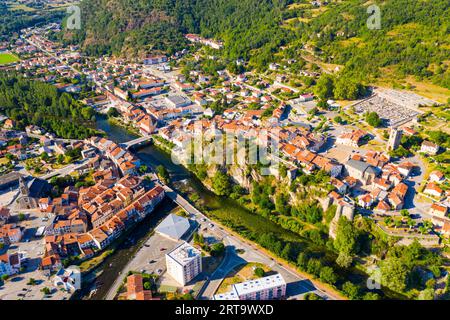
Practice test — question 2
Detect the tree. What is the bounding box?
[40,152,50,162]
[107,107,120,118]
[380,257,409,292]
[280,243,293,261]
[407,218,415,229]
[315,74,335,99]
[210,242,225,257]
[418,288,435,300]
[304,292,324,300]
[363,292,380,300]
[334,216,358,255]
[143,281,151,290]
[365,112,382,127]
[297,252,308,270]
[342,281,360,300]
[139,164,148,174]
[400,209,410,220]
[254,267,265,278]
[18,213,26,221]
[333,77,366,100]
[41,287,51,295]
[319,266,338,285]
[336,251,353,268]
[306,258,322,277]
[56,154,65,164]
[333,116,343,124]
[27,278,37,285]
[212,170,232,196]
[156,165,170,183]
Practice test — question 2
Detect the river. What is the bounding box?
[79,118,307,300]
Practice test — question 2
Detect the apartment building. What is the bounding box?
[165,242,202,286]
[214,273,286,300]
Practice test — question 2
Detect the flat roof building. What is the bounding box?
[165,95,192,108]
[214,273,286,301]
[166,241,202,286]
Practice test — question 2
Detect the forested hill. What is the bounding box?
[68,0,450,88]
[66,0,287,59]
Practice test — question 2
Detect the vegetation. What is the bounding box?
[156,165,170,183]
[0,3,63,40]
[0,53,19,65]
[365,112,382,127]
[0,74,99,139]
[69,0,450,90]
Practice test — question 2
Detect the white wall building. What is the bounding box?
[214,273,286,300]
[165,242,202,286]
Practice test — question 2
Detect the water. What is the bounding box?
[81,118,305,300]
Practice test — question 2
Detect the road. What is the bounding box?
[104,233,179,300]
[22,36,82,76]
[40,159,89,180]
[160,183,338,300]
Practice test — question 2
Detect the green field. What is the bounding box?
[0,53,20,65]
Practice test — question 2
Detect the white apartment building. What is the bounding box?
[214,273,286,300]
[165,242,202,286]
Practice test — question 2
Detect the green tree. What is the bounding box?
[315,74,335,99]
[342,281,360,300]
[212,170,232,196]
[254,267,265,278]
[363,292,380,300]
[336,251,353,268]
[319,266,337,285]
[210,242,225,257]
[156,165,170,183]
[365,112,382,127]
[334,216,358,255]
[380,257,409,293]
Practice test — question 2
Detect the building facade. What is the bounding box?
[165,242,202,286]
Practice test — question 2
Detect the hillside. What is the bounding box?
[66,0,450,89]
[65,0,286,59]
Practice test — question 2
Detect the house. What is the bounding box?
[127,274,152,300]
[331,178,347,194]
[138,115,157,135]
[429,171,444,183]
[388,193,404,210]
[0,224,23,245]
[424,183,443,198]
[3,119,16,129]
[398,162,415,177]
[0,253,20,277]
[336,129,368,147]
[143,55,167,65]
[374,199,391,214]
[358,193,374,208]
[420,141,440,155]
[0,207,10,226]
[429,203,448,218]
[345,159,377,185]
[53,267,81,292]
[40,254,62,274]
[373,178,392,191]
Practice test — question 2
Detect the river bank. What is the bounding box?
[86,119,349,300]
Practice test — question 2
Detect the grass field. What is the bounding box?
[0,53,20,65]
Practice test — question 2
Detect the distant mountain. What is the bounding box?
[66,0,450,89]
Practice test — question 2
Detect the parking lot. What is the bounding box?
[0,209,70,300]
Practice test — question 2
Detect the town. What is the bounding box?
[0,12,449,302]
